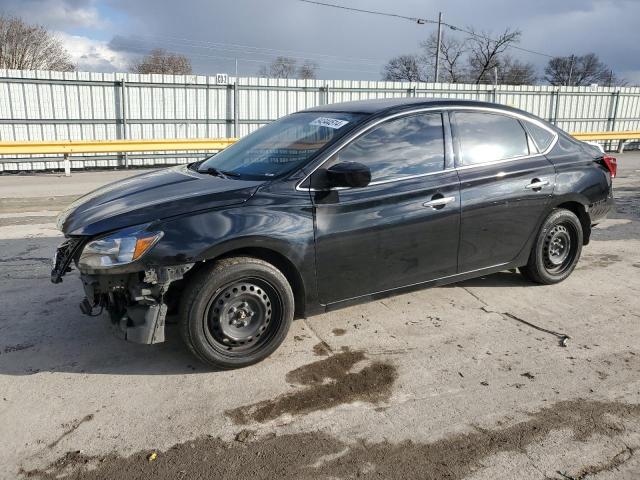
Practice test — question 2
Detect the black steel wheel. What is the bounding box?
[204,279,280,355]
[542,222,578,275]
[180,257,294,369]
[520,209,583,284]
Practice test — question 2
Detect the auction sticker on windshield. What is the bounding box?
[309,117,350,129]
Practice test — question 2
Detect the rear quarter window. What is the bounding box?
[523,121,555,152]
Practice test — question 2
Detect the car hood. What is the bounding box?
[58,165,264,236]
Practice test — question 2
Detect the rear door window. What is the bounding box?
[453,112,529,166]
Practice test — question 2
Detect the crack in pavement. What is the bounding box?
[47,414,94,449]
[559,444,637,480]
[461,286,489,306]
[301,318,334,354]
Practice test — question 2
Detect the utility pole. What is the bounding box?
[493,66,498,86]
[567,55,575,86]
[434,12,442,82]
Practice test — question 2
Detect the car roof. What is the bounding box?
[301,97,533,118]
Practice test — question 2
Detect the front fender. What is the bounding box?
[142,202,319,314]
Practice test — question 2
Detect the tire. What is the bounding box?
[519,209,583,285]
[180,256,294,369]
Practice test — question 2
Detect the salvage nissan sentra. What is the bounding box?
[52,98,615,368]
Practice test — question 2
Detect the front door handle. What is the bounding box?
[423,196,456,209]
[525,179,549,190]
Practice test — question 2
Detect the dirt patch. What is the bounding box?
[20,400,640,480]
[331,328,346,336]
[225,349,397,425]
[312,342,331,356]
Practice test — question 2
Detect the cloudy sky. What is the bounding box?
[1,0,639,83]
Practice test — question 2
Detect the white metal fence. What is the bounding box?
[1,68,639,171]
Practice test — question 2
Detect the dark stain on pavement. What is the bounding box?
[45,296,66,305]
[0,216,57,227]
[331,328,346,336]
[47,414,94,449]
[20,400,640,480]
[2,343,35,354]
[225,349,397,425]
[578,253,622,269]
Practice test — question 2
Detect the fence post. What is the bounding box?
[607,90,621,152]
[233,82,239,138]
[226,84,234,138]
[552,89,561,126]
[119,79,129,168]
[63,153,71,177]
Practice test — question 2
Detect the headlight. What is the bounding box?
[78,226,163,269]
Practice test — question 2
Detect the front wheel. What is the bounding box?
[519,209,583,285]
[180,257,294,369]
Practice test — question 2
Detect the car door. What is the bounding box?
[451,110,557,272]
[310,111,461,305]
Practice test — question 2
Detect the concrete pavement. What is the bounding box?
[0,155,639,479]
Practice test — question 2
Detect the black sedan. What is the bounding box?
[52,98,616,368]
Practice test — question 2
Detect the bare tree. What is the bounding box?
[130,49,192,75]
[0,15,75,71]
[420,32,467,82]
[298,60,318,79]
[258,57,298,79]
[497,56,537,85]
[544,53,624,86]
[466,28,521,84]
[381,55,425,82]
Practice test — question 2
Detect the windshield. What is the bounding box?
[196,112,365,179]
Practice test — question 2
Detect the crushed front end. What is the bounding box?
[78,265,193,344]
[51,224,193,345]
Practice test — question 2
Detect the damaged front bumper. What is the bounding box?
[79,264,194,344]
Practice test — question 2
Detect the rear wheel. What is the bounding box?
[519,209,583,285]
[180,257,294,369]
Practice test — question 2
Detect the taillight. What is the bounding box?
[602,155,617,178]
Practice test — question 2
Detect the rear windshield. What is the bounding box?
[197,112,365,179]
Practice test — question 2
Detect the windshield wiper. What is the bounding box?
[199,167,241,179]
[188,160,205,171]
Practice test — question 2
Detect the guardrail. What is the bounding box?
[0,138,237,175]
[570,131,640,152]
[0,138,237,155]
[0,131,637,174]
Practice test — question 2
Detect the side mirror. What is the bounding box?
[320,162,371,189]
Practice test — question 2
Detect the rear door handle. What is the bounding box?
[423,196,456,209]
[525,180,549,190]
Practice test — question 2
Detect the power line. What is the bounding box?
[298,0,438,25]
[442,23,554,58]
[128,33,384,65]
[112,40,383,76]
[298,0,555,58]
